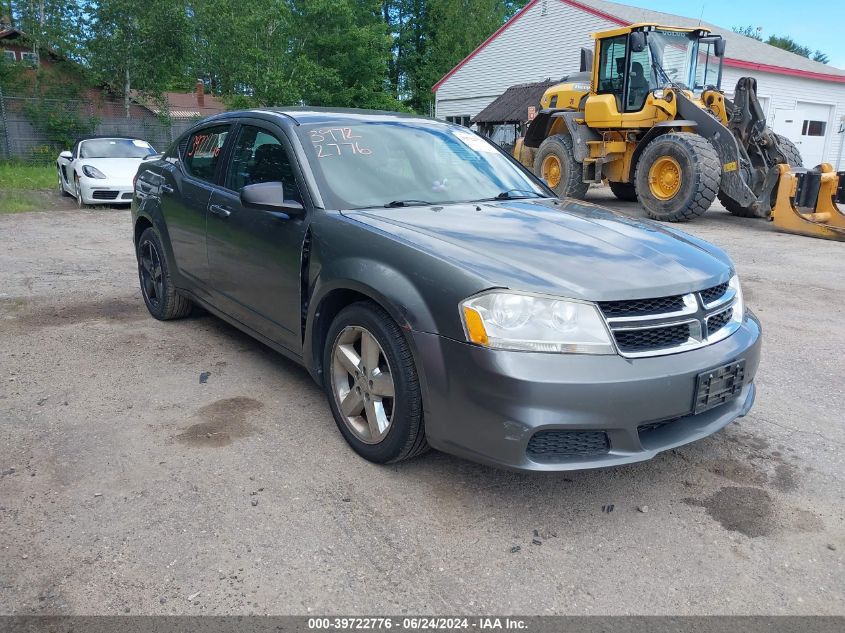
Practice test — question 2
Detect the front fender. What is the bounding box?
[302,259,440,382]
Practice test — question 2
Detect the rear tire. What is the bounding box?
[58,171,70,197]
[635,132,720,222]
[609,181,638,201]
[533,134,589,199]
[775,134,803,168]
[718,132,804,218]
[136,227,193,320]
[323,301,428,464]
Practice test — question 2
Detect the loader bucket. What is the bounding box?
[771,163,845,241]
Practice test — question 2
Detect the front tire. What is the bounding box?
[74,174,85,208]
[136,227,193,320]
[718,132,804,218]
[534,134,589,199]
[635,132,720,222]
[323,302,428,464]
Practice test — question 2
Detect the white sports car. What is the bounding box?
[57,137,158,206]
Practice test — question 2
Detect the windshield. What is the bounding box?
[296,120,548,209]
[647,30,697,89]
[693,37,723,91]
[79,138,156,159]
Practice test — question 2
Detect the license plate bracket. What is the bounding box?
[693,360,746,414]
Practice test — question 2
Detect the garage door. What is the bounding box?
[772,102,832,166]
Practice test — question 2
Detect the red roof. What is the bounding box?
[130,90,227,118]
[433,0,845,92]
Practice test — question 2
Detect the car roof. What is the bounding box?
[201,107,440,127]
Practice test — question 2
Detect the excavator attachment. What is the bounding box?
[771,164,845,241]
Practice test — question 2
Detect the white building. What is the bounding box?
[433,0,845,168]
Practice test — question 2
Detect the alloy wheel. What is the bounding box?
[75,176,83,207]
[330,325,396,445]
[139,239,165,309]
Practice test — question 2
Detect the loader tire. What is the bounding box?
[609,181,638,201]
[534,134,589,199]
[718,133,804,218]
[775,134,803,167]
[635,132,720,222]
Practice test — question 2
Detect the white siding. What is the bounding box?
[435,0,845,168]
[721,67,845,168]
[435,0,616,114]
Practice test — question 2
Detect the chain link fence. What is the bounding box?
[0,91,224,162]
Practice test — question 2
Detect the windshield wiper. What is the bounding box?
[384,199,433,207]
[492,189,546,200]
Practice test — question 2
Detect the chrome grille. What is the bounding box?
[614,322,692,353]
[602,281,738,358]
[598,294,685,318]
[706,307,732,336]
[700,282,729,305]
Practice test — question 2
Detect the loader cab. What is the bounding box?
[591,24,725,123]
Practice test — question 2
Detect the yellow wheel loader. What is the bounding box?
[514,22,845,239]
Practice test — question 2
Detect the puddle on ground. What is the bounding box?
[175,396,263,448]
[12,297,146,326]
[685,486,775,538]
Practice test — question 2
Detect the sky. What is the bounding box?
[617,0,845,69]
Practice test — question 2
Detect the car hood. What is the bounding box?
[340,199,733,301]
[77,158,146,182]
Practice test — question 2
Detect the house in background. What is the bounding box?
[2,26,225,119]
[1,24,227,158]
[472,79,557,152]
[130,82,227,120]
[433,0,845,168]
[0,24,40,67]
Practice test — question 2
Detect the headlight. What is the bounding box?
[82,165,106,179]
[460,291,615,354]
[729,273,744,323]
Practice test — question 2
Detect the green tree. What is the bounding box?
[6,0,86,62]
[87,0,191,117]
[187,0,398,109]
[733,26,829,65]
[731,25,763,41]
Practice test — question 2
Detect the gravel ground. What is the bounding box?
[1,191,843,615]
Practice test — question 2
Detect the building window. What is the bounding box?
[2,49,15,62]
[446,115,471,127]
[801,120,826,137]
[20,52,38,67]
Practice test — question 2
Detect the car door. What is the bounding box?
[206,120,309,352]
[159,123,232,287]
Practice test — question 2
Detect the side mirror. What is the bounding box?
[629,31,646,53]
[59,150,72,160]
[714,37,726,57]
[579,47,593,73]
[240,181,304,216]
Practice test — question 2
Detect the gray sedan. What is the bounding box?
[131,108,761,471]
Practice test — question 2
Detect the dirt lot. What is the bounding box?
[1,191,843,615]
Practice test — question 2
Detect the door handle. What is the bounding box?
[160,184,174,194]
[209,204,232,218]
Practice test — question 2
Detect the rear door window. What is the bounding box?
[182,125,230,183]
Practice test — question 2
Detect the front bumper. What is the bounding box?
[413,311,762,471]
[78,178,134,205]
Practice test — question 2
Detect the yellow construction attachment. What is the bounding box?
[771,164,845,241]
